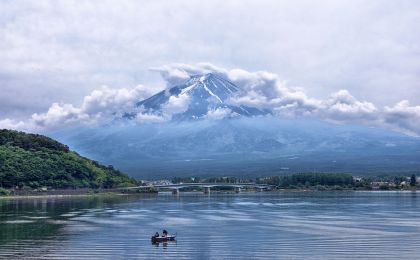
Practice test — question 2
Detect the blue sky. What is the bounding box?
[1,0,420,135]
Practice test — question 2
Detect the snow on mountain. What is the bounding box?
[49,74,420,179]
[133,73,270,120]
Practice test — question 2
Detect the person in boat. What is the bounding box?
[162,230,168,237]
[154,232,159,238]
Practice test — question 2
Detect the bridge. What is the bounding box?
[122,183,274,194]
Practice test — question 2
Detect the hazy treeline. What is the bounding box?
[172,172,418,190]
[257,173,354,188]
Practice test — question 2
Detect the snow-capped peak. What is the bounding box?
[179,73,240,102]
[134,73,269,120]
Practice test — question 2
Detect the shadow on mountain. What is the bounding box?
[50,116,420,179]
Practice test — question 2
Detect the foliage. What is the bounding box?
[172,176,254,184]
[0,129,69,152]
[0,129,137,189]
[410,174,416,187]
[0,187,11,196]
[257,173,354,188]
[172,176,202,184]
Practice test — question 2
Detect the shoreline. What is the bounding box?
[0,191,158,200]
[0,191,157,200]
[1,188,418,200]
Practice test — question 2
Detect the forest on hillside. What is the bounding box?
[0,129,137,189]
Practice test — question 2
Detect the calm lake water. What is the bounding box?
[1,191,420,259]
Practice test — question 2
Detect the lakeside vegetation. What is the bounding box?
[258,173,418,190]
[172,172,419,191]
[0,130,418,197]
[257,173,354,189]
[0,129,138,191]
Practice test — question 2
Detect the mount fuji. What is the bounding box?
[128,73,270,120]
[51,74,420,179]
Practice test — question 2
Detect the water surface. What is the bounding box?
[1,192,420,259]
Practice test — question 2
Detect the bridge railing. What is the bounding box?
[118,183,275,192]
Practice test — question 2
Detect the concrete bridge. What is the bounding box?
[124,183,274,195]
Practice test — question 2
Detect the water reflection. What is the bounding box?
[152,241,177,248]
[0,192,420,259]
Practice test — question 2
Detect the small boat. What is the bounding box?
[151,234,176,243]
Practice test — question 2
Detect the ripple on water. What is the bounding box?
[23,216,50,219]
[3,220,35,224]
[2,193,420,259]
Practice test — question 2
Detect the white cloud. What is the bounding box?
[161,93,191,117]
[32,103,88,128]
[151,63,225,87]
[0,118,26,130]
[2,84,155,131]
[1,0,420,122]
[205,108,237,120]
[135,112,165,123]
[21,82,191,129]
[383,100,420,136]
[1,63,420,137]
[320,90,378,122]
[81,85,153,115]
[155,63,420,136]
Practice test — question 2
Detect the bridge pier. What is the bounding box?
[145,183,272,194]
[203,187,211,194]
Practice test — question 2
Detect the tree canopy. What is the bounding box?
[0,129,137,189]
[257,172,354,188]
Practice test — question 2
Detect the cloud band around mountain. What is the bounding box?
[1,63,419,137]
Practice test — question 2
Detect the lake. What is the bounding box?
[1,191,420,259]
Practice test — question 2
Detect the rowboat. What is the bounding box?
[151,234,176,243]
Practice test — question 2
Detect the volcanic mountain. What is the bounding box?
[51,73,420,179]
[133,73,270,120]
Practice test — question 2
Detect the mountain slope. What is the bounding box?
[134,73,270,119]
[0,129,137,188]
[49,74,420,179]
[52,117,420,179]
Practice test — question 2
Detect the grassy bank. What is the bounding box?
[0,187,158,199]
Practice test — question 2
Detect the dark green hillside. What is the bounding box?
[0,129,137,189]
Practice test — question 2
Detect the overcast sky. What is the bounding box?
[1,0,420,133]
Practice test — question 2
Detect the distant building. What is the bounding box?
[353,177,362,182]
[371,181,389,190]
[144,180,173,186]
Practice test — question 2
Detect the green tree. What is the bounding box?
[0,129,137,189]
[410,174,416,187]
